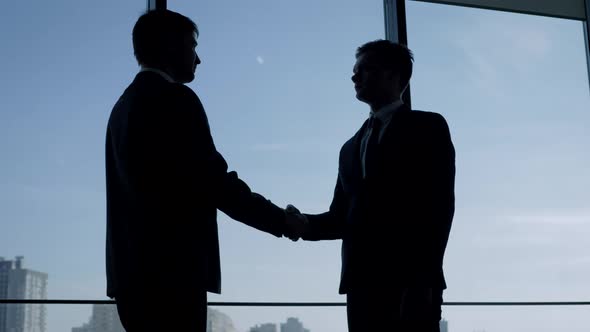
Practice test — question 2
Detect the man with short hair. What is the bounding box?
[292,40,456,332]
[105,10,304,331]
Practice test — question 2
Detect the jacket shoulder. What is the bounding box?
[408,109,447,123]
[406,110,450,131]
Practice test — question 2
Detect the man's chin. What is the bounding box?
[179,73,195,84]
[355,92,367,103]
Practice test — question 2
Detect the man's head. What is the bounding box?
[351,40,413,108]
[132,10,200,83]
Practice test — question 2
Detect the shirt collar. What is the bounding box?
[370,99,404,123]
[139,66,176,83]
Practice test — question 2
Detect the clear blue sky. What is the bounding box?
[1,1,589,332]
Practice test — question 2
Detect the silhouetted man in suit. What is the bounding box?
[289,40,455,332]
[105,10,304,332]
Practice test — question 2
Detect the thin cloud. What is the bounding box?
[448,14,553,96]
[249,143,287,152]
[457,211,590,248]
[504,213,590,225]
[495,19,551,58]
[256,56,264,64]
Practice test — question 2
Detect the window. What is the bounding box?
[0,1,144,331]
[167,1,384,330]
[407,2,590,331]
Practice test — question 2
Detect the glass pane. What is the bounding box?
[407,0,590,305]
[166,0,383,303]
[1,0,384,328]
[0,0,144,327]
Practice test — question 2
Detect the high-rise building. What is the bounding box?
[0,259,13,332]
[89,305,125,332]
[250,318,309,332]
[0,256,48,332]
[249,323,277,332]
[207,308,237,332]
[440,318,449,332]
[71,323,91,332]
[280,317,309,332]
[71,305,124,332]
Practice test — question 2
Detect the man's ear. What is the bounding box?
[385,69,400,82]
[387,71,402,90]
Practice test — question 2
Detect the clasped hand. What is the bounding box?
[283,204,308,241]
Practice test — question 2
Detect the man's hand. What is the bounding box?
[283,204,308,241]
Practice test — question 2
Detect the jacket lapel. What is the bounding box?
[378,104,410,145]
[339,119,369,189]
[365,105,411,178]
[341,105,411,187]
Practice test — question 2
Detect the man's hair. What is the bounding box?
[356,40,414,89]
[132,10,198,67]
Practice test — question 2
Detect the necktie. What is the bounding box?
[364,117,382,177]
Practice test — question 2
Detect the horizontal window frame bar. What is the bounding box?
[1,299,590,306]
[411,0,587,21]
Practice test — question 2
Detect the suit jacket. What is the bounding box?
[303,105,455,294]
[105,71,285,298]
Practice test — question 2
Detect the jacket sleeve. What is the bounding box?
[129,84,285,237]
[405,112,455,285]
[302,173,348,241]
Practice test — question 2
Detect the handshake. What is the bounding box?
[283,204,309,241]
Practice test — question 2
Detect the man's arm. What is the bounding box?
[301,175,348,241]
[405,112,456,284]
[130,85,286,237]
[397,112,455,320]
[205,150,287,237]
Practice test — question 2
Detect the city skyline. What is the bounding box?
[248,317,309,332]
[0,257,312,332]
[0,257,311,332]
[0,270,454,332]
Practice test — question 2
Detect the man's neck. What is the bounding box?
[369,96,400,113]
[140,66,176,83]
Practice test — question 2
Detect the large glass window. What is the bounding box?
[0,1,144,331]
[2,1,383,331]
[3,1,589,331]
[168,2,382,331]
[407,2,590,331]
